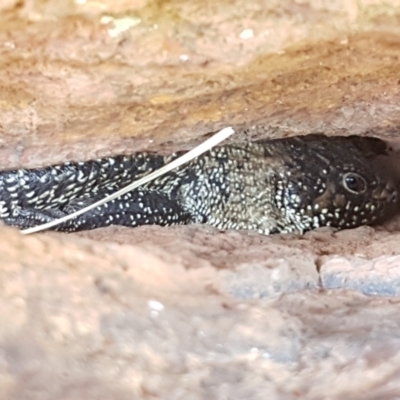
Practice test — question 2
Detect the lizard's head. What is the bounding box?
[275,135,399,233]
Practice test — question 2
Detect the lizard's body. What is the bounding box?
[0,134,397,234]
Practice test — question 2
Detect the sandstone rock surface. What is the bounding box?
[0,0,400,398]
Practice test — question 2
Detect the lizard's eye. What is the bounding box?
[342,173,367,194]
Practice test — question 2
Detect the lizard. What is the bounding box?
[0,134,397,234]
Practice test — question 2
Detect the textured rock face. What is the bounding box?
[0,0,400,399]
[1,0,400,168]
[2,226,400,399]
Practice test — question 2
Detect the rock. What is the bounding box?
[2,227,400,398]
[1,0,400,398]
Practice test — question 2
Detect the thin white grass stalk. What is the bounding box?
[22,126,235,235]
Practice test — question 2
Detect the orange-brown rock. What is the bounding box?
[1,0,400,398]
